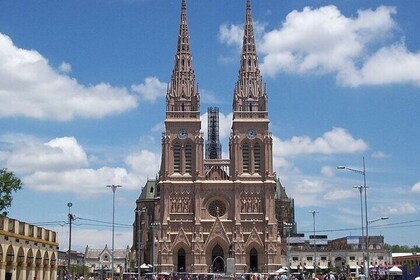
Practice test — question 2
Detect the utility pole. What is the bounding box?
[107,184,122,280]
[67,202,74,279]
[309,211,319,276]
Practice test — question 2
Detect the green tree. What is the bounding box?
[0,168,23,215]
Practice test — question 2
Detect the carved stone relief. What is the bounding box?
[240,192,262,213]
[170,191,193,213]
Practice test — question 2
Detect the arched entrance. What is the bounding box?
[211,244,225,272]
[250,248,258,272]
[177,248,186,272]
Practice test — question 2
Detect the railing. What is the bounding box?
[233,111,268,119]
[166,111,200,119]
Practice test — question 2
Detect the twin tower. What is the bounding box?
[138,0,287,274]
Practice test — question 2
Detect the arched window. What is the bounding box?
[185,143,192,173]
[173,143,181,173]
[254,143,261,174]
[242,143,250,173]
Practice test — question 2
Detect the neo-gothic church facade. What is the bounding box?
[134,0,295,274]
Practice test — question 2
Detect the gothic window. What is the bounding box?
[242,143,250,173]
[185,143,192,173]
[254,142,261,174]
[174,143,181,173]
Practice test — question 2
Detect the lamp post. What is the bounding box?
[367,217,389,276]
[107,184,122,280]
[135,207,146,280]
[67,202,73,279]
[284,222,294,280]
[337,157,368,279]
[309,211,319,275]
[353,185,365,269]
[150,222,159,276]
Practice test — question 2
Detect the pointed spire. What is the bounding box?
[233,0,267,114]
[166,0,199,113]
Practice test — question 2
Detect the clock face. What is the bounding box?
[178,129,188,139]
[246,129,257,139]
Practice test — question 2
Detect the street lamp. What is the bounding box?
[309,211,319,275]
[367,217,389,274]
[107,184,122,280]
[337,157,368,279]
[135,207,146,280]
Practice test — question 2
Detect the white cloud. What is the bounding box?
[1,135,144,195]
[219,5,420,87]
[288,179,325,206]
[321,166,335,177]
[297,179,325,194]
[23,167,141,195]
[372,151,389,159]
[273,127,368,158]
[345,43,420,87]
[131,76,167,102]
[376,202,417,216]
[0,33,138,121]
[59,228,132,252]
[6,137,88,173]
[323,189,355,201]
[218,23,243,47]
[125,150,160,179]
[58,61,72,73]
[411,182,420,193]
[200,111,232,141]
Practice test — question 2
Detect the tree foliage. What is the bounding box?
[0,168,23,215]
[384,243,420,253]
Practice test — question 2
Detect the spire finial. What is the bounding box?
[232,0,267,113]
[166,0,200,113]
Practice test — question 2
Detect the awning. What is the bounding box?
[290,266,298,270]
[350,265,361,269]
[140,263,152,269]
[305,266,314,270]
[276,268,288,273]
[319,266,328,270]
[388,266,402,275]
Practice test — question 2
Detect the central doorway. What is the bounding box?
[250,248,258,272]
[211,244,225,272]
[178,248,186,272]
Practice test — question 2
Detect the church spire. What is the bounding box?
[167,0,199,114]
[233,0,267,114]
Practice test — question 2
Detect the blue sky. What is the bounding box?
[1,0,419,252]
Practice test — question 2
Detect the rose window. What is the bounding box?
[208,200,226,217]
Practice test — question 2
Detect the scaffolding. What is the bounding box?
[205,107,222,159]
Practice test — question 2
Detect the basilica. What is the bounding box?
[134,0,295,274]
